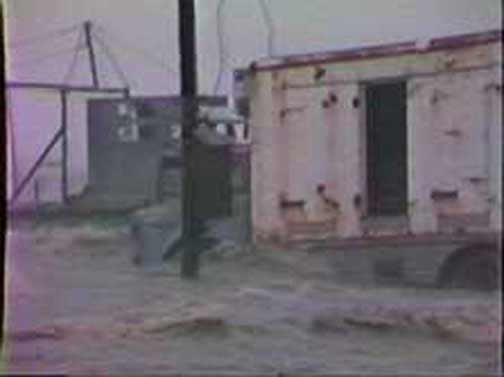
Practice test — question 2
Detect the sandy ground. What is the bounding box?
[2,214,502,375]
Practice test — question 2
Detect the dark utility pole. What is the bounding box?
[179,0,199,278]
[84,20,99,88]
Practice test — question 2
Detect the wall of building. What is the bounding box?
[250,40,502,241]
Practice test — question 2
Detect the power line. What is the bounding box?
[62,27,85,84]
[213,0,274,94]
[7,23,81,49]
[92,29,130,88]
[213,0,226,94]
[13,45,87,67]
[93,23,177,75]
[258,0,275,57]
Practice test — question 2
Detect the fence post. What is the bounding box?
[84,21,99,88]
[60,90,69,204]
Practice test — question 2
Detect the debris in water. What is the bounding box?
[140,315,226,335]
[9,326,66,342]
[310,315,348,334]
[343,315,396,330]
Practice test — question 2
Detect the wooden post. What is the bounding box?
[60,90,69,204]
[6,90,19,192]
[11,128,64,203]
[84,21,99,88]
[179,0,200,278]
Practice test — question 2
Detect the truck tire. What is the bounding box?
[437,243,499,291]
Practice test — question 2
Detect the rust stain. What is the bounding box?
[279,106,308,118]
[445,129,462,138]
[483,82,502,93]
[314,66,327,81]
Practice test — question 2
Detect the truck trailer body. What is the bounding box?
[246,30,502,289]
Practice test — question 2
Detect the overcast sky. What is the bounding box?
[5,0,502,96]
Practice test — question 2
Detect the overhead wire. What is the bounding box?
[92,28,130,88]
[213,0,275,94]
[7,23,81,50]
[62,26,85,84]
[213,0,226,94]
[14,45,87,67]
[93,23,177,75]
[258,0,275,57]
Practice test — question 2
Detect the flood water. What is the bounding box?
[3,215,501,375]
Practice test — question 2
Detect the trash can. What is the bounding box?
[130,199,181,268]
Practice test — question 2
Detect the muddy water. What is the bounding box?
[3,219,501,374]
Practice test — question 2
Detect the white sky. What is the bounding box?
[4,0,502,203]
[5,0,502,96]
